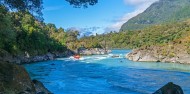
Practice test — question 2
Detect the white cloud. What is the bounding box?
[67,27,104,37]
[124,0,159,5]
[106,0,159,32]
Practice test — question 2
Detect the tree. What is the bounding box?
[1,0,43,20]
[66,29,79,43]
[1,0,98,20]
[0,5,16,52]
[65,0,98,8]
[0,0,99,54]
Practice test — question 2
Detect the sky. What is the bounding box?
[42,0,159,35]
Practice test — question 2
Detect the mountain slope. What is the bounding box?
[120,0,190,31]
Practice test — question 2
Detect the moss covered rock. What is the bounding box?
[0,62,35,93]
[0,62,52,94]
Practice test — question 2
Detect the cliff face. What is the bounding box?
[0,62,51,94]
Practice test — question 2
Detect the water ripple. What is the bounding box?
[24,50,190,94]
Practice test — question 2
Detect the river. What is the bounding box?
[24,50,190,94]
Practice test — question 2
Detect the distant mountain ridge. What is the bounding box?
[120,0,190,31]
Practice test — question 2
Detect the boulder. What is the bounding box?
[126,45,190,64]
[0,62,35,94]
[78,48,110,55]
[126,50,159,62]
[138,53,159,62]
[0,62,52,94]
[132,51,141,61]
[153,82,184,94]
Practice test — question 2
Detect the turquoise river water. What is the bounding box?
[24,50,190,94]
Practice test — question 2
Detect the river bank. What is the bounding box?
[126,46,190,64]
[24,49,188,93]
[77,48,111,55]
[0,49,74,64]
[0,49,74,94]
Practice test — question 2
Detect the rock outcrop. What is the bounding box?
[78,48,111,55]
[126,49,159,62]
[0,49,74,64]
[0,49,75,93]
[0,62,52,94]
[126,46,190,64]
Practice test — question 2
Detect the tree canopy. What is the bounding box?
[1,0,98,20]
[0,0,99,56]
[1,0,43,20]
[66,0,98,8]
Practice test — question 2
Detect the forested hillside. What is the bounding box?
[78,19,190,53]
[120,0,190,31]
[0,5,80,57]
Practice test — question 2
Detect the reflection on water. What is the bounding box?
[24,50,190,94]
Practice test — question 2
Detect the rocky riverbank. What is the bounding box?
[0,49,74,93]
[126,46,190,64]
[0,49,74,64]
[77,48,111,55]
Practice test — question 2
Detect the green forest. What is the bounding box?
[78,19,190,54]
[2,0,190,58]
[0,5,82,56]
[0,0,99,58]
[2,3,190,58]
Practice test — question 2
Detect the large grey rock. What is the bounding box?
[139,53,158,62]
[132,51,141,61]
[78,48,110,55]
[126,50,159,62]
[126,47,190,64]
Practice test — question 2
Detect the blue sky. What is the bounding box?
[42,0,158,35]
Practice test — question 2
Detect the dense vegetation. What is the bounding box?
[0,0,100,57]
[2,0,190,57]
[0,1,99,93]
[0,5,82,56]
[120,0,190,31]
[78,19,190,53]
[75,0,190,52]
